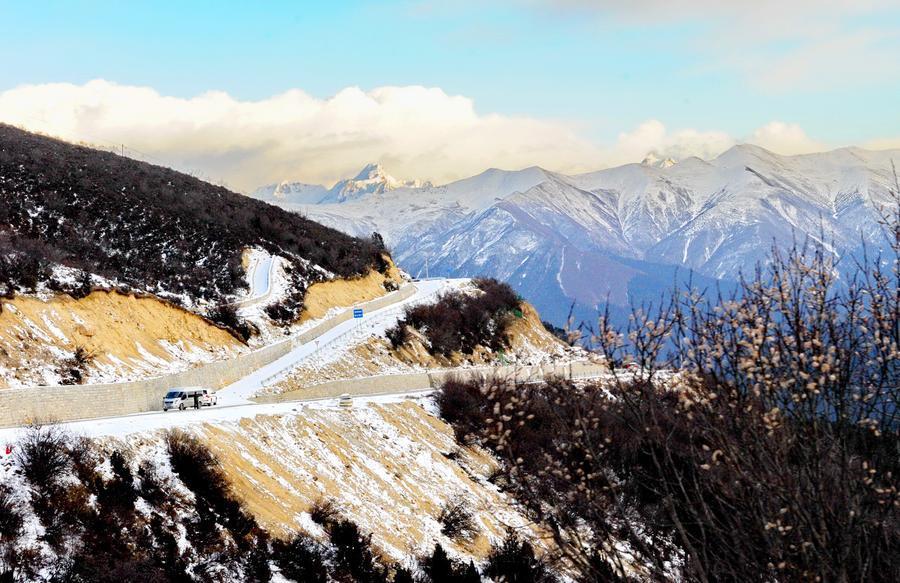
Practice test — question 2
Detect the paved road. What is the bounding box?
[0,275,603,443]
[0,388,436,441]
[236,252,275,308]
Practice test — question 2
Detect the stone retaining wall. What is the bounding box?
[253,361,608,404]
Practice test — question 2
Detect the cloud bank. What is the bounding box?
[0,80,860,191]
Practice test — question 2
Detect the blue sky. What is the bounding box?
[2,1,899,189]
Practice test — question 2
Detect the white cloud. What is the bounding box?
[610,120,735,165]
[747,122,825,155]
[865,137,900,151]
[0,80,884,190]
[0,80,607,191]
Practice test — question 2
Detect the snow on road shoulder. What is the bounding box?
[0,389,435,443]
[217,278,465,403]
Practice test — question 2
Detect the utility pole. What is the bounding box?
[425,256,429,279]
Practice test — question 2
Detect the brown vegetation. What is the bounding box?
[387,277,522,357]
[436,193,900,581]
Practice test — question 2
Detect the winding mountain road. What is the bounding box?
[0,277,605,442]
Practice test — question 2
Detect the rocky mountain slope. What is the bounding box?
[271,146,899,327]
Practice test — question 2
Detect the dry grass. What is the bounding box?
[193,402,550,559]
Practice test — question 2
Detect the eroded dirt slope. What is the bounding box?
[0,291,242,388]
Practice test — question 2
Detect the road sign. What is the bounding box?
[353,308,364,319]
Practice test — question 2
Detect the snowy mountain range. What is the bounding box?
[254,145,900,327]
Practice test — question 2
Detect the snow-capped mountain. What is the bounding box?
[641,151,677,169]
[250,180,328,204]
[251,163,423,205]
[258,145,900,326]
[320,162,424,203]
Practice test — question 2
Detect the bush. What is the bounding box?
[309,497,339,526]
[437,499,478,542]
[206,303,257,343]
[328,519,390,583]
[15,424,71,490]
[5,427,298,580]
[57,344,95,385]
[435,378,489,444]
[385,322,410,349]
[386,278,521,357]
[484,531,558,583]
[437,229,900,581]
[273,534,328,583]
[420,544,480,583]
[0,484,27,578]
[136,459,169,510]
[265,298,299,324]
[165,430,260,550]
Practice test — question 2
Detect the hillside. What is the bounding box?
[279,146,899,327]
[0,124,385,308]
[0,125,400,386]
[266,279,576,395]
[0,395,568,582]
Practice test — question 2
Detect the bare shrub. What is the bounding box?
[206,303,257,343]
[437,498,478,542]
[57,344,95,385]
[265,296,301,324]
[435,377,489,444]
[136,459,170,511]
[438,244,900,580]
[385,322,410,349]
[434,190,900,582]
[0,484,28,578]
[484,530,559,583]
[309,497,339,526]
[273,533,328,583]
[15,424,71,490]
[328,518,390,583]
[165,430,260,550]
[420,544,480,582]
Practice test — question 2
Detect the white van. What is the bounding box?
[163,387,217,411]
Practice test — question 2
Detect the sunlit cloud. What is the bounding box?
[0,80,887,191]
[748,122,825,155]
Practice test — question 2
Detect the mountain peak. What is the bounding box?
[353,162,389,181]
[641,152,677,169]
[321,162,422,203]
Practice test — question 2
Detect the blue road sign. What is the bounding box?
[353,308,364,319]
